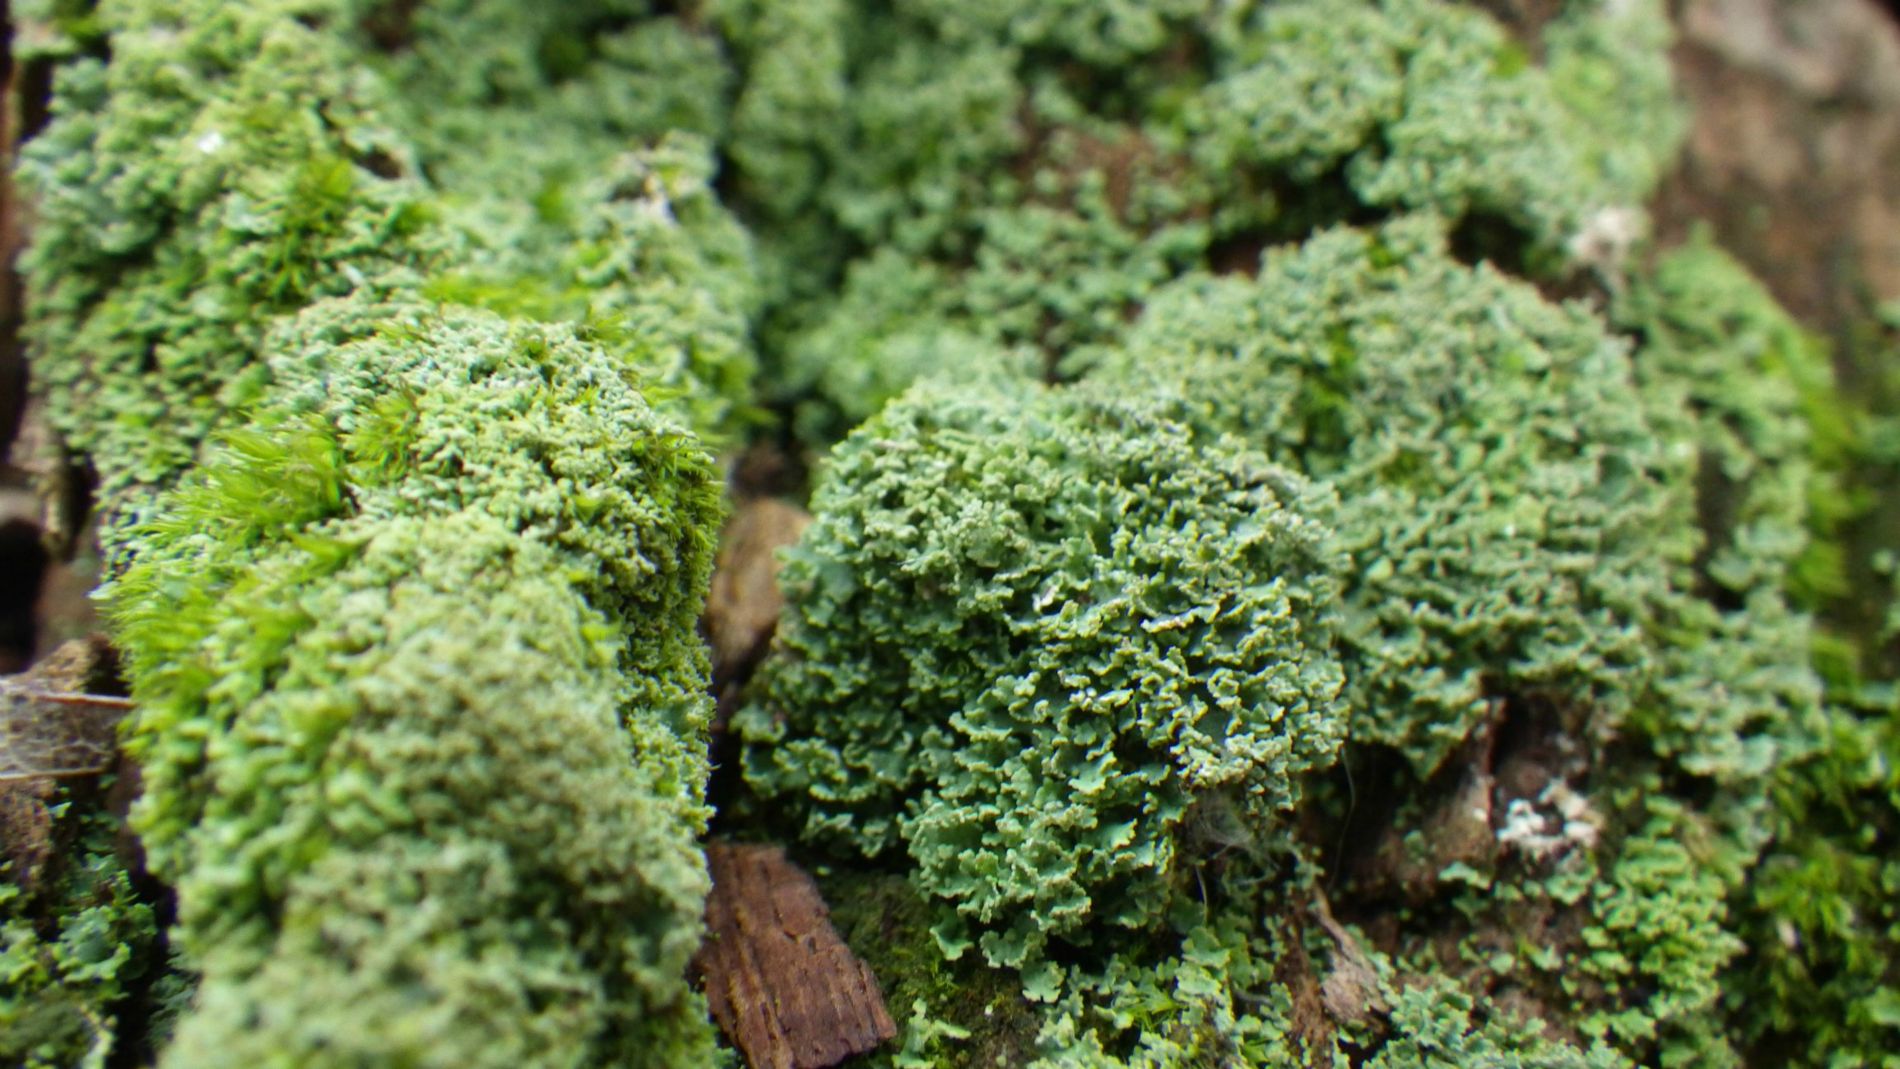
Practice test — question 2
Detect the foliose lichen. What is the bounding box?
[711,0,1684,438]
[1096,215,1670,773]
[1,788,170,1069]
[747,164,1816,1069]
[739,378,1348,971]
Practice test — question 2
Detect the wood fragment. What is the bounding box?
[704,499,812,739]
[1311,885,1388,1026]
[1,637,129,889]
[696,842,897,1069]
[704,498,811,686]
[0,637,130,782]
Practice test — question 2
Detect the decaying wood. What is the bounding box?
[1311,885,1388,1026]
[705,498,811,686]
[0,636,129,782]
[705,497,811,678]
[696,842,897,1069]
[0,636,128,889]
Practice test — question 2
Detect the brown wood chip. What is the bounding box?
[1,637,131,888]
[696,842,897,1069]
[704,498,811,686]
[0,637,130,782]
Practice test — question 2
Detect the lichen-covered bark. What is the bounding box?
[12,1,1898,1066]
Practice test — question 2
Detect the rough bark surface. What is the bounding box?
[696,842,898,1069]
[1661,0,1900,337]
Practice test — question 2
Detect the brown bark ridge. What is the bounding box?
[696,842,898,1069]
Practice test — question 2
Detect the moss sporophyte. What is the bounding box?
[11,1,1892,1066]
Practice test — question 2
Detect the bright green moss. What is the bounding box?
[106,297,725,1067]
[821,872,1042,1069]
[1095,216,1670,772]
[417,134,766,444]
[21,6,753,1063]
[17,0,438,505]
[19,0,758,523]
[1741,632,1900,1065]
[739,378,1347,969]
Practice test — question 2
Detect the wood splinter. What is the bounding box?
[696,842,898,1069]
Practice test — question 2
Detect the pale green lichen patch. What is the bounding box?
[1097,216,1670,773]
[714,0,1684,438]
[740,378,1348,968]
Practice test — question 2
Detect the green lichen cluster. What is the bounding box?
[1099,216,1670,772]
[740,379,1347,971]
[729,5,1868,1066]
[1,788,174,1069]
[708,0,1681,437]
[748,216,1801,1065]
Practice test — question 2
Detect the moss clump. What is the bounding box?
[19,0,437,506]
[19,0,758,524]
[1742,681,1900,1067]
[105,297,725,1068]
[820,871,1042,1069]
[740,378,1347,970]
[19,5,757,1064]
